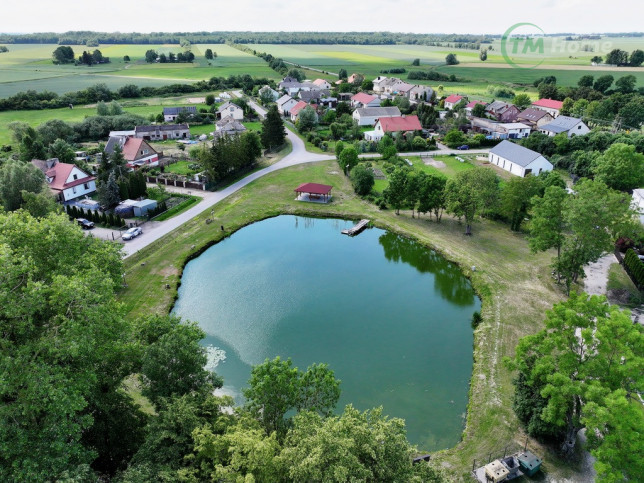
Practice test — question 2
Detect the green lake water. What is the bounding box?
[172,215,480,450]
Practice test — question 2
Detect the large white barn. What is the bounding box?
[488,140,553,177]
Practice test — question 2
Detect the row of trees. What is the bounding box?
[603,47,644,66]
[66,204,125,227]
[197,131,262,183]
[144,49,195,63]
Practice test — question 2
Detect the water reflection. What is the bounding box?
[378,232,476,307]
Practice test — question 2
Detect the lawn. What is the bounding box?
[164,161,201,176]
[153,195,201,221]
[117,158,583,480]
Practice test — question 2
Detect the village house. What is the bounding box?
[276,94,298,115]
[214,117,247,138]
[516,108,554,130]
[364,115,422,142]
[444,94,465,110]
[290,101,317,122]
[298,89,330,103]
[347,73,360,84]
[163,106,197,122]
[32,158,97,201]
[135,124,190,141]
[531,98,564,118]
[464,100,487,117]
[372,76,403,94]
[485,101,520,122]
[258,85,280,101]
[105,135,159,168]
[471,119,531,139]
[312,78,332,90]
[539,115,590,138]
[386,80,414,96]
[350,92,381,109]
[352,106,402,126]
[407,85,434,101]
[488,140,553,177]
[278,76,312,96]
[217,101,244,121]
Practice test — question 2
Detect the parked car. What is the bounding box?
[122,227,142,240]
[457,145,470,150]
[77,218,95,229]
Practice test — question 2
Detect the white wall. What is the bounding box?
[63,180,96,201]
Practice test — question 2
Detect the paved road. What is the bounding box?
[122,127,331,258]
[232,90,267,118]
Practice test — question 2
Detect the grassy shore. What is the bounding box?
[116,157,588,480]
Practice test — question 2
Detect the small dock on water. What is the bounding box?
[342,219,370,236]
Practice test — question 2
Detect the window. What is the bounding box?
[84,183,89,190]
[73,174,78,180]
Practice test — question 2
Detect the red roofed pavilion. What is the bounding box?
[294,183,333,203]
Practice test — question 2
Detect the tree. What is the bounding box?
[472,103,487,118]
[479,49,487,61]
[577,74,594,88]
[418,173,446,221]
[350,163,375,196]
[260,105,286,150]
[123,55,130,62]
[336,101,351,116]
[338,68,348,79]
[445,53,459,65]
[605,48,629,66]
[20,190,60,218]
[97,171,120,208]
[48,138,75,163]
[0,160,46,211]
[361,78,373,91]
[512,93,532,110]
[593,74,614,93]
[508,293,643,465]
[411,58,420,66]
[560,97,574,116]
[296,106,317,132]
[443,129,467,148]
[384,168,409,215]
[615,74,636,94]
[592,143,644,191]
[529,185,566,265]
[537,82,559,100]
[618,99,644,130]
[204,48,214,60]
[52,45,74,64]
[500,175,543,231]
[96,100,110,116]
[591,55,603,64]
[287,68,305,81]
[339,146,359,174]
[445,168,499,235]
[144,49,158,63]
[630,49,644,67]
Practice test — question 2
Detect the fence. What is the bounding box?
[145,175,208,191]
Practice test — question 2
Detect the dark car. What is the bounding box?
[457,145,470,150]
[77,218,95,229]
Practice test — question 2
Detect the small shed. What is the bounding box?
[484,460,509,482]
[294,183,333,203]
[133,199,158,217]
[517,450,542,476]
[114,199,138,218]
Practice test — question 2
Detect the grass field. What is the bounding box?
[372,155,475,192]
[117,158,587,480]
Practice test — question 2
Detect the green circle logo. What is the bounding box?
[501,23,546,69]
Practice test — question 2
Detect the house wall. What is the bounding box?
[220,106,243,120]
[524,157,554,175]
[62,179,96,201]
[488,153,553,177]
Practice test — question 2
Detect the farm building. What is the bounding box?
[352,106,401,126]
[163,106,197,122]
[531,98,563,118]
[364,115,422,141]
[488,140,553,177]
[539,116,590,138]
[32,158,96,202]
[135,124,189,141]
[217,101,244,121]
[105,136,159,168]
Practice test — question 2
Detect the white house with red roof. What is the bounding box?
[364,115,422,141]
[290,101,317,122]
[32,158,96,202]
[444,94,465,110]
[312,79,332,90]
[105,136,159,169]
[350,92,381,108]
[531,98,564,118]
[465,100,487,117]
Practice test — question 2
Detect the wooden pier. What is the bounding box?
[342,219,370,236]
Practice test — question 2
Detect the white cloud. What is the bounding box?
[3,0,643,34]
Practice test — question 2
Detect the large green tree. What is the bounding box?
[350,163,374,196]
[260,105,286,150]
[500,175,543,231]
[0,159,46,211]
[592,143,644,191]
[445,168,499,235]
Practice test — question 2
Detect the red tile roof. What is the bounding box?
[444,94,464,104]
[44,162,95,191]
[312,79,329,87]
[122,138,145,161]
[466,100,487,109]
[290,100,309,116]
[533,98,563,110]
[351,92,377,104]
[294,183,333,195]
[377,115,422,132]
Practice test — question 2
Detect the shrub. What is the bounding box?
[471,311,483,328]
[624,249,644,289]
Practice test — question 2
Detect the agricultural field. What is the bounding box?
[0,43,278,97]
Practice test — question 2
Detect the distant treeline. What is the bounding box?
[0,31,498,45]
[0,75,271,110]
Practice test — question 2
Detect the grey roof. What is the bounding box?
[517,108,550,122]
[277,94,294,106]
[486,100,511,112]
[215,117,247,132]
[540,115,584,133]
[104,136,126,155]
[489,140,544,167]
[135,124,189,133]
[298,90,322,102]
[355,106,401,118]
[217,101,242,113]
[163,106,197,115]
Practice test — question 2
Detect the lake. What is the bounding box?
[172,215,480,450]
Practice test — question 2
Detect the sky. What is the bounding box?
[3,0,643,34]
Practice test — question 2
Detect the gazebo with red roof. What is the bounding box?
[294,183,333,203]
